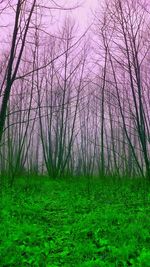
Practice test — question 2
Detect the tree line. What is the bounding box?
[0,0,150,185]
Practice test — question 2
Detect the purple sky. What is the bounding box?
[0,0,98,50]
[71,0,98,28]
[56,0,98,33]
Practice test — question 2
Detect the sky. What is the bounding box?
[0,0,99,50]
[70,0,98,29]
[55,0,98,33]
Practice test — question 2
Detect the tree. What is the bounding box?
[36,18,88,178]
[0,0,81,146]
[95,0,150,178]
[0,0,37,144]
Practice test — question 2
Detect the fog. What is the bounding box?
[0,0,150,181]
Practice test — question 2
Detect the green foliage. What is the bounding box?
[0,175,150,266]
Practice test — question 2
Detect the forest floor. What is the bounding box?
[0,175,150,266]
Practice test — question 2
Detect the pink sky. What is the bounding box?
[56,0,98,32]
[71,0,98,28]
[0,0,98,49]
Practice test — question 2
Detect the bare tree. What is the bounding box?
[95,0,150,178]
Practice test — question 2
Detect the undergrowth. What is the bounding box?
[0,175,150,266]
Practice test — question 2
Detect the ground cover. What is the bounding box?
[0,176,150,266]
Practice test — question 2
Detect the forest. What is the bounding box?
[0,0,150,266]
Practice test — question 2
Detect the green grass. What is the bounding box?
[0,175,150,266]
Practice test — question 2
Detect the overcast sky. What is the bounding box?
[0,0,99,49]
[71,0,98,28]
[56,0,98,33]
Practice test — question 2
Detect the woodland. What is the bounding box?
[0,0,150,266]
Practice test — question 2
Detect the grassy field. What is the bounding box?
[0,175,150,266]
